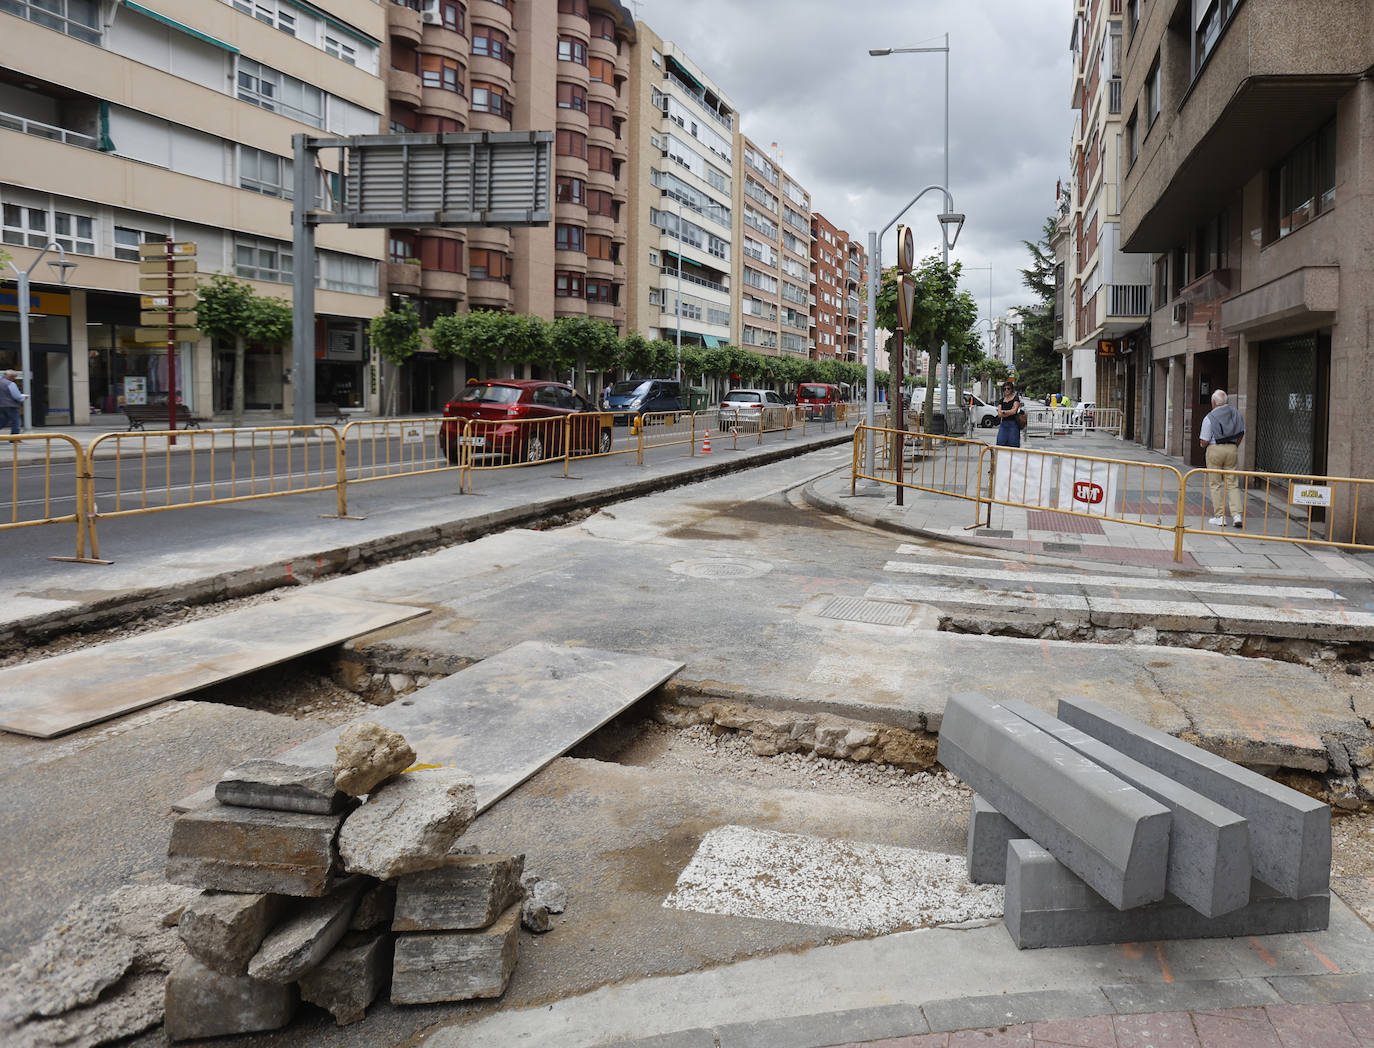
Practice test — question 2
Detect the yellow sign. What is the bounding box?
[1292,485,1333,507]
[135,327,203,342]
[141,310,199,327]
[895,224,916,273]
[141,294,198,309]
[139,274,199,292]
[0,288,72,316]
[138,258,197,274]
[896,275,916,332]
[138,241,197,258]
[1097,339,1117,357]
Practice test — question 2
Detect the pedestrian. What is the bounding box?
[602,381,612,409]
[995,380,1023,448]
[0,369,26,435]
[1199,388,1246,527]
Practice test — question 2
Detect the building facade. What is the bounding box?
[809,211,866,364]
[0,0,389,424]
[1119,0,1374,534]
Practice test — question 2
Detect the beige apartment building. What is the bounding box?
[0,0,389,424]
[809,211,865,363]
[1119,0,1374,535]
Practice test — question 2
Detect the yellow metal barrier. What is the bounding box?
[338,417,457,515]
[851,424,984,503]
[639,410,697,456]
[457,413,616,492]
[1181,467,1374,554]
[1,433,103,562]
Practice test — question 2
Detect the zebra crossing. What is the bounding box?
[864,543,1374,636]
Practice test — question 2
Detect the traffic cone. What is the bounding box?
[701,428,712,454]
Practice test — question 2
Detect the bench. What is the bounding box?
[314,403,347,424]
[124,404,207,431]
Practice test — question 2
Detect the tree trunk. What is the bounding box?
[232,334,245,427]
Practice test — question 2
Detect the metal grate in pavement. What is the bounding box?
[1026,511,1106,535]
[1042,542,1083,553]
[817,597,912,627]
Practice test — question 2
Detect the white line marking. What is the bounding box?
[1204,603,1374,628]
[868,583,1089,611]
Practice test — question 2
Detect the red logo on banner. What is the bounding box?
[1073,481,1104,505]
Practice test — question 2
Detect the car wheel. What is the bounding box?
[598,429,612,455]
[443,443,460,465]
[981,415,996,428]
[524,434,546,463]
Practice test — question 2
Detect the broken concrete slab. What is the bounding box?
[349,881,396,932]
[216,760,351,815]
[1003,840,1329,949]
[521,899,551,933]
[298,932,392,1027]
[966,795,1025,885]
[179,891,287,976]
[391,906,520,1005]
[1057,697,1330,899]
[247,878,365,984]
[334,722,416,797]
[1004,700,1252,918]
[522,874,567,914]
[277,641,684,813]
[937,693,1171,911]
[0,595,428,738]
[3,971,167,1048]
[393,854,525,932]
[339,768,477,879]
[163,955,295,1041]
[166,803,344,897]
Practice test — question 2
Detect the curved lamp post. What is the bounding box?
[5,242,77,432]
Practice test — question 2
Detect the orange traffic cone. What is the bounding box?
[700,428,712,454]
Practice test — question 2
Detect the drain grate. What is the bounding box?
[817,597,912,627]
[672,559,772,579]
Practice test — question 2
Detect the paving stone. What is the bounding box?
[165,803,344,897]
[339,767,477,880]
[937,693,1171,910]
[390,905,519,1004]
[1058,696,1330,898]
[247,878,365,984]
[1111,1010,1202,1047]
[163,955,295,1041]
[349,881,396,931]
[965,795,1025,885]
[179,891,288,976]
[298,931,392,1027]
[333,722,416,797]
[1188,1006,1282,1048]
[921,988,1111,1036]
[216,759,352,814]
[1005,700,1252,917]
[1264,1003,1361,1048]
[393,854,525,932]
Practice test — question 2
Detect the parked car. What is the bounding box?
[719,388,786,428]
[604,378,682,426]
[440,380,612,464]
[795,382,843,420]
[965,392,999,429]
[1073,401,1096,426]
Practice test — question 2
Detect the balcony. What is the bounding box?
[1107,283,1150,318]
[387,2,422,46]
[1107,77,1121,115]
[659,266,727,295]
[0,110,97,149]
[663,67,733,134]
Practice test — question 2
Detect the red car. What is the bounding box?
[440,380,613,464]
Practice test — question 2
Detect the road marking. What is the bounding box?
[1204,603,1374,628]
[663,825,1003,934]
[887,551,1342,601]
[868,582,1089,612]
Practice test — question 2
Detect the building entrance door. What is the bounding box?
[1255,332,1328,477]
[1190,349,1228,467]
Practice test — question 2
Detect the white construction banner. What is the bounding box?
[993,448,1055,507]
[1056,458,1121,516]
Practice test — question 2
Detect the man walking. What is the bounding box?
[0,369,26,435]
[1199,388,1246,527]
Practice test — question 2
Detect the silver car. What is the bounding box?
[719,388,785,428]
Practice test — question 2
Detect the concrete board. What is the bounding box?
[0,595,429,738]
[1057,697,1330,898]
[966,794,1026,884]
[1004,700,1252,917]
[277,641,682,812]
[937,693,1171,910]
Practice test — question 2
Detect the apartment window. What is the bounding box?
[1192,209,1229,278]
[585,280,616,304]
[389,234,416,263]
[472,26,512,64]
[1145,56,1161,129]
[421,55,464,93]
[556,129,586,159]
[471,82,512,120]
[585,189,615,218]
[651,47,662,67]
[587,101,614,129]
[588,57,614,85]
[113,226,164,262]
[2,203,95,255]
[555,271,584,297]
[555,224,585,252]
[234,235,292,282]
[1125,0,1140,42]
[324,35,357,65]
[1194,0,1243,74]
[557,82,586,111]
[390,107,417,133]
[418,237,462,273]
[1,0,101,42]
[233,0,295,34]
[239,146,292,198]
[586,234,614,261]
[555,176,585,204]
[419,114,462,133]
[557,0,588,16]
[557,36,586,65]
[590,13,616,40]
[440,0,464,33]
[469,249,509,281]
[1266,119,1337,243]
[236,59,324,127]
[319,252,378,295]
[587,145,613,173]
[1125,107,1139,168]
[391,43,420,73]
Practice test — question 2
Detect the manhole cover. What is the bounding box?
[671,559,773,580]
[817,597,912,627]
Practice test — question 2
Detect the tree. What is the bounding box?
[369,301,423,415]
[548,316,619,399]
[429,311,551,378]
[1013,215,1063,396]
[197,274,291,424]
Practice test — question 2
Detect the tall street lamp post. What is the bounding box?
[5,242,77,432]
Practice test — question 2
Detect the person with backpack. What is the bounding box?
[1199,388,1247,528]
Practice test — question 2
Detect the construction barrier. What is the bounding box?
[1,433,102,562]
[851,424,986,504]
[1181,466,1374,554]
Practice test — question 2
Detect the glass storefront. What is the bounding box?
[87,323,190,416]
[0,305,73,426]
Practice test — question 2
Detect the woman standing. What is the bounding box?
[995,381,1023,448]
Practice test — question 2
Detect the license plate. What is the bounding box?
[458,436,486,446]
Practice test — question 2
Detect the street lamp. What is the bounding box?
[5,242,78,432]
[659,189,683,385]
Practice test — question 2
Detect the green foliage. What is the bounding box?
[196,274,291,347]
[249,294,292,348]
[548,316,619,372]
[369,301,423,367]
[429,310,551,374]
[1013,214,1064,395]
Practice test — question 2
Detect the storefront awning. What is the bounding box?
[702,335,723,348]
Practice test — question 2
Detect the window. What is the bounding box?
[590,13,616,40]
[585,280,617,305]
[1125,107,1139,168]
[233,0,295,34]
[421,55,464,93]
[585,189,615,217]
[389,234,416,263]
[587,101,615,129]
[557,82,586,111]
[557,36,586,65]
[586,234,614,261]
[556,176,585,204]
[2,203,95,255]
[555,271,584,297]
[391,44,420,73]
[419,114,462,133]
[237,58,324,127]
[557,0,588,16]
[555,224,585,252]
[1266,119,1337,243]
[588,57,614,84]
[234,235,292,283]
[556,129,586,159]
[324,35,357,65]
[440,0,463,33]
[318,251,378,295]
[239,145,292,198]
[1145,56,1161,129]
[1194,0,1242,75]
[469,249,509,281]
[114,226,164,262]
[471,82,512,119]
[1125,0,1140,42]
[1,0,100,43]
[587,145,613,173]
[472,26,512,64]
[390,107,418,134]
[418,236,462,273]
[1191,209,1229,278]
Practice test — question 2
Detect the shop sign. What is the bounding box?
[1072,481,1105,505]
[1096,339,1117,357]
[0,289,72,316]
[1291,485,1332,508]
[326,329,362,362]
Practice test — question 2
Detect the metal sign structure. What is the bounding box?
[291,131,553,424]
[137,239,198,441]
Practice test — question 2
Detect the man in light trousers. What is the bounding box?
[1198,388,1246,528]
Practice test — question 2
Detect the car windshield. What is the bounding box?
[455,384,520,405]
[725,391,760,403]
[798,385,830,399]
[610,381,650,396]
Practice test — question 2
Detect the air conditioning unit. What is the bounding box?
[421,10,441,24]
[1171,301,1188,324]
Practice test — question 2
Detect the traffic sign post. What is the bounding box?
[137,238,199,441]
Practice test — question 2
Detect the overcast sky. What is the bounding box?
[635,0,1073,330]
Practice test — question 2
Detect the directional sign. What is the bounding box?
[141,293,198,310]
[139,274,199,292]
[138,258,197,274]
[136,327,202,342]
[896,224,916,273]
[896,274,916,332]
[138,241,197,258]
[141,310,198,327]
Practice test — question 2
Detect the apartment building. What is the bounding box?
[625,25,733,351]
[1119,0,1373,529]
[1064,0,1151,436]
[0,0,389,424]
[808,211,866,364]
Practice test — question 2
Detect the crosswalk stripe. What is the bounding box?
[886,552,1342,602]
[1204,603,1374,628]
[868,583,1089,612]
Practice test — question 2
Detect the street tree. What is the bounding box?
[197,274,291,425]
[368,301,423,415]
[548,316,618,399]
[1013,215,1063,396]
